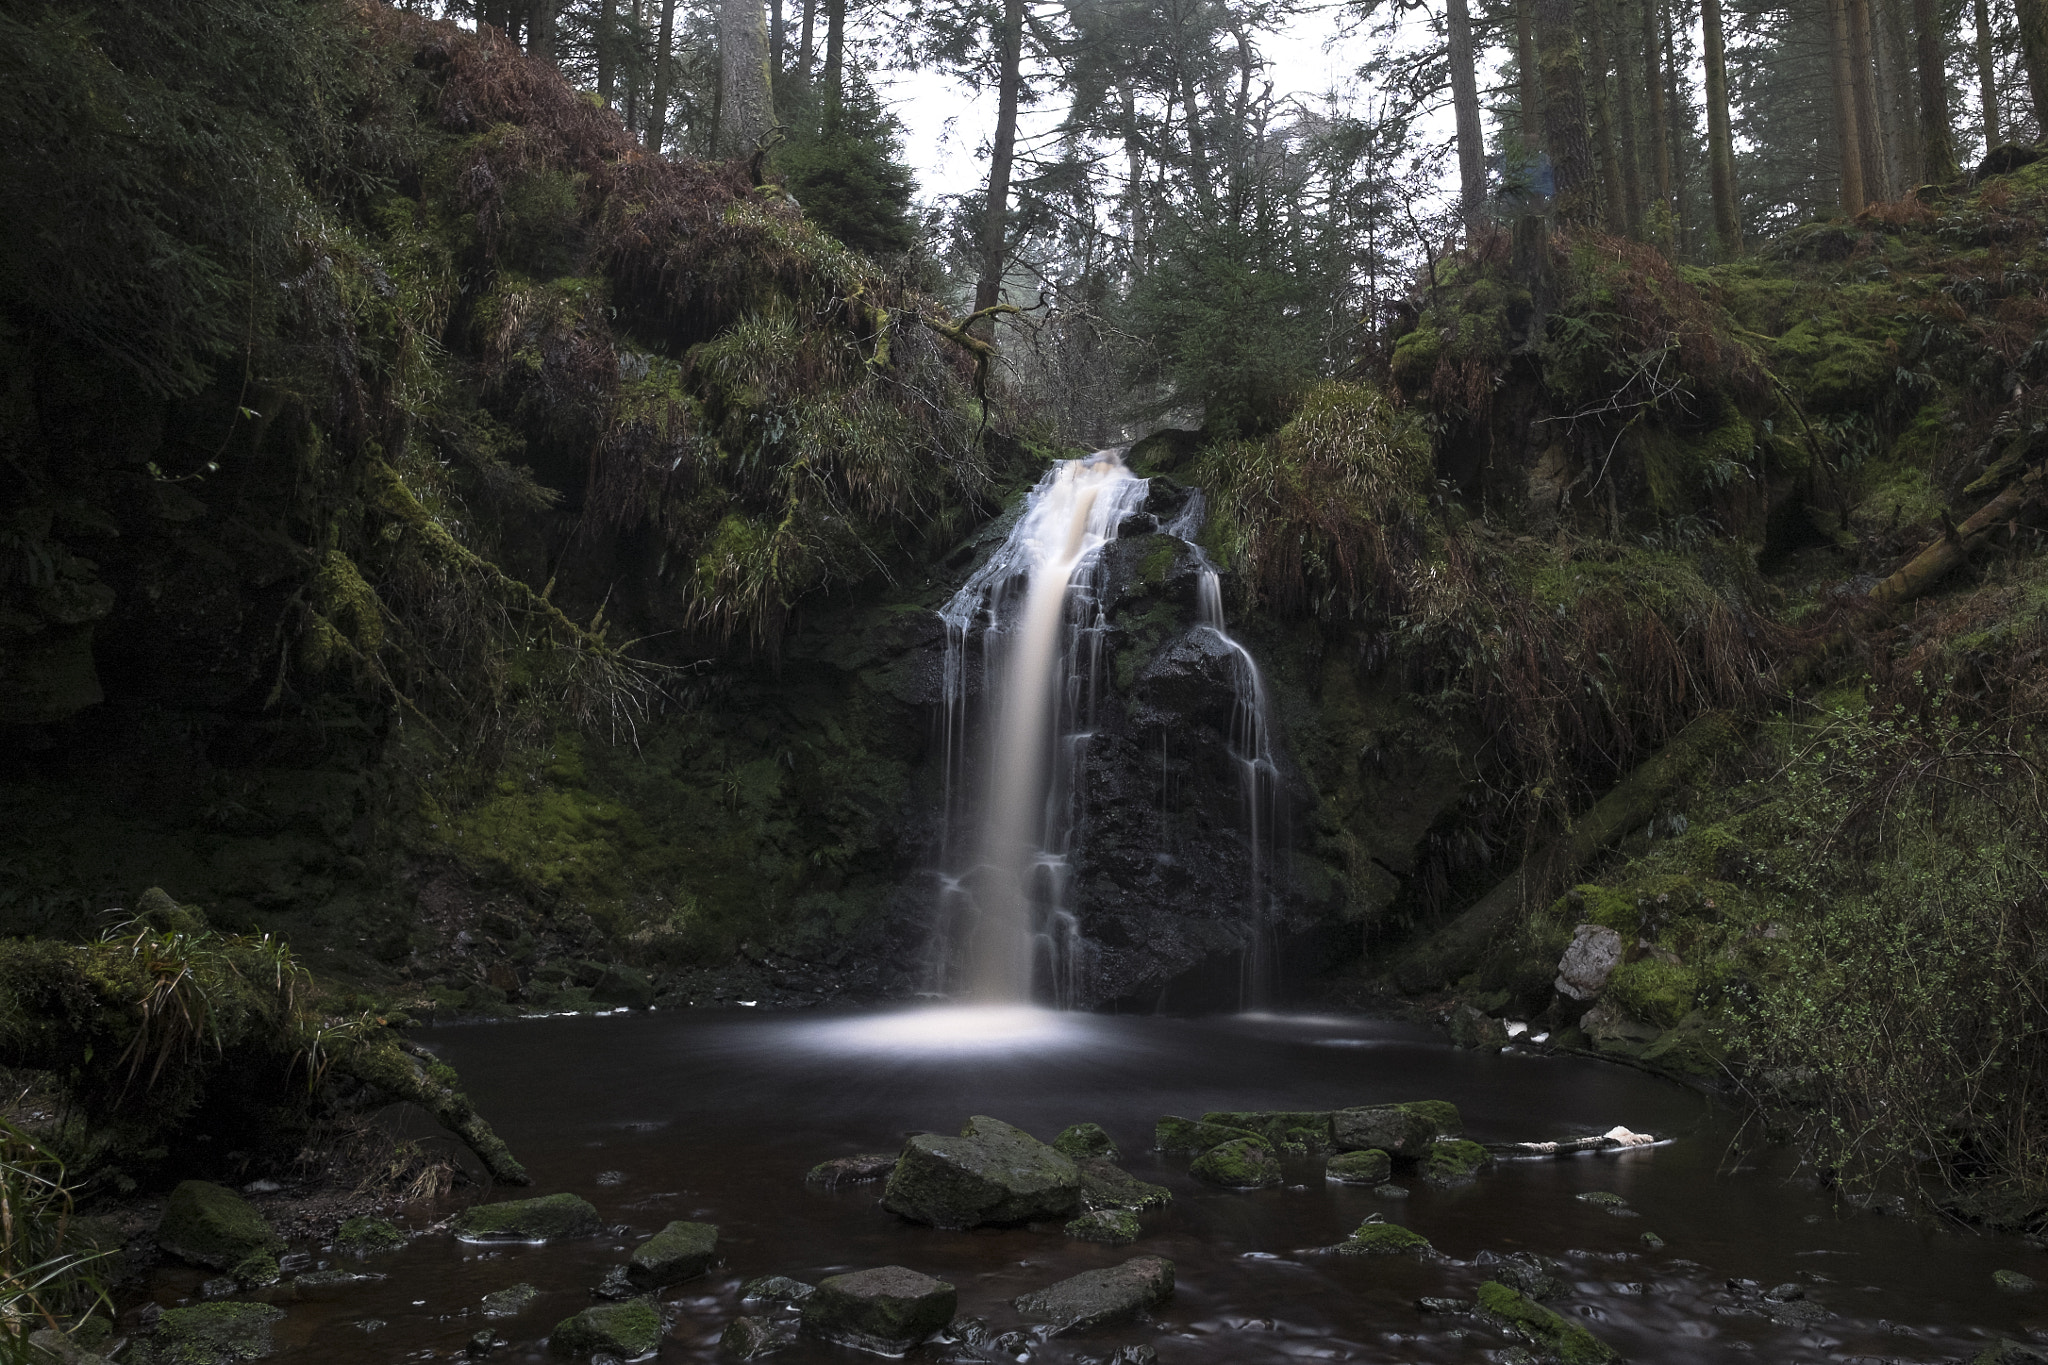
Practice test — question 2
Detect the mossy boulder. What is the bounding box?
[806,1152,897,1188]
[1335,1220,1431,1255]
[1199,1111,1332,1147]
[627,1219,717,1289]
[1476,1280,1619,1362]
[1078,1159,1173,1211]
[881,1115,1080,1229]
[1448,1003,1508,1050]
[738,1275,815,1307]
[1995,1268,2039,1292]
[1013,1255,1175,1333]
[333,1217,403,1255]
[1324,1149,1392,1185]
[1483,1251,1571,1300]
[156,1182,283,1272]
[1065,1209,1141,1244]
[1331,1101,1460,1157]
[1155,1115,1266,1154]
[549,1301,663,1358]
[481,1283,539,1318]
[1052,1122,1120,1161]
[800,1266,956,1355]
[143,1303,286,1364]
[1421,1139,1492,1186]
[453,1192,601,1243]
[1190,1137,1282,1189]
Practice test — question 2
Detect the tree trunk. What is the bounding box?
[1584,0,1629,234]
[1976,0,2004,149]
[1829,0,1868,212]
[646,0,678,154]
[527,0,557,61]
[1535,0,1596,224]
[1644,0,1673,244]
[1701,0,1740,254]
[822,0,846,131]
[1847,0,1890,199]
[2017,0,2048,135]
[1911,0,1957,179]
[1448,0,1488,229]
[597,0,617,105]
[1662,0,1691,253]
[973,0,1027,329]
[1122,85,1148,275]
[1609,0,1645,238]
[718,0,777,157]
[771,0,785,76]
[797,0,816,85]
[1516,0,1545,155]
[1873,0,1920,193]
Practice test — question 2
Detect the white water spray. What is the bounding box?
[1165,491,1282,1008]
[935,452,1151,1003]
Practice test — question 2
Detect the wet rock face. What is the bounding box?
[626,1219,717,1289]
[451,1193,599,1243]
[144,1302,286,1364]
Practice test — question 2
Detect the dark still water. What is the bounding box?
[217,1008,2047,1362]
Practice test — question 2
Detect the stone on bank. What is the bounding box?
[550,1301,663,1358]
[139,1302,286,1365]
[800,1265,957,1355]
[155,1181,283,1271]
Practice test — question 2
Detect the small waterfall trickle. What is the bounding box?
[933,452,1151,1004]
[1164,491,1283,1008]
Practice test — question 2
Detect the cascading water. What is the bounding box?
[1164,491,1283,1008]
[934,451,1151,1003]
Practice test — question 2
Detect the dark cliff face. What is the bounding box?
[899,477,1338,1009]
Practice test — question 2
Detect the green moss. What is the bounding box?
[1604,957,1700,1028]
[1052,1122,1119,1161]
[1324,1149,1391,1185]
[549,1300,663,1359]
[1154,1116,1267,1154]
[1476,1281,1620,1363]
[148,1303,287,1365]
[1392,1100,1464,1135]
[451,1192,599,1243]
[1420,1138,1491,1185]
[1137,539,1177,587]
[1389,324,1442,390]
[1189,1136,1282,1188]
[1336,1220,1431,1255]
[334,1217,403,1255]
[1064,1208,1141,1243]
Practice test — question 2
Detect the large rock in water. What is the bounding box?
[800,1266,956,1354]
[1189,1137,1281,1188]
[1200,1111,1332,1146]
[1477,1281,1619,1362]
[549,1301,663,1358]
[626,1220,717,1289]
[1013,1256,1175,1333]
[1154,1115,1265,1154]
[156,1182,283,1271]
[452,1193,600,1242]
[1331,1102,1461,1157]
[881,1116,1080,1229]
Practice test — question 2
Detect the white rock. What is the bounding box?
[1602,1126,1654,1147]
[1554,924,1625,1000]
[1505,1021,1529,1038]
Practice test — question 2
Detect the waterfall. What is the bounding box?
[935,452,1151,1003]
[1164,491,1282,1008]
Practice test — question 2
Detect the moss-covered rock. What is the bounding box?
[805,1152,897,1188]
[626,1219,717,1289]
[800,1266,956,1355]
[1065,1208,1141,1244]
[1190,1136,1282,1189]
[1484,1250,1571,1300]
[1052,1122,1120,1161]
[1448,1004,1508,1049]
[1420,1138,1491,1186]
[549,1300,663,1358]
[1330,1102,1459,1157]
[881,1115,1080,1229]
[1476,1280,1619,1362]
[1334,1220,1431,1255]
[1324,1149,1392,1185]
[1995,1268,2039,1292]
[1013,1256,1175,1333]
[155,1182,283,1272]
[142,1303,286,1365]
[481,1283,539,1319]
[1155,1115,1266,1154]
[333,1217,404,1255]
[720,1315,798,1360]
[452,1192,600,1243]
[738,1275,815,1307]
[1078,1159,1173,1211]
[1199,1111,1332,1147]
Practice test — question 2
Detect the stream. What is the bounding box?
[179,1006,2048,1363]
